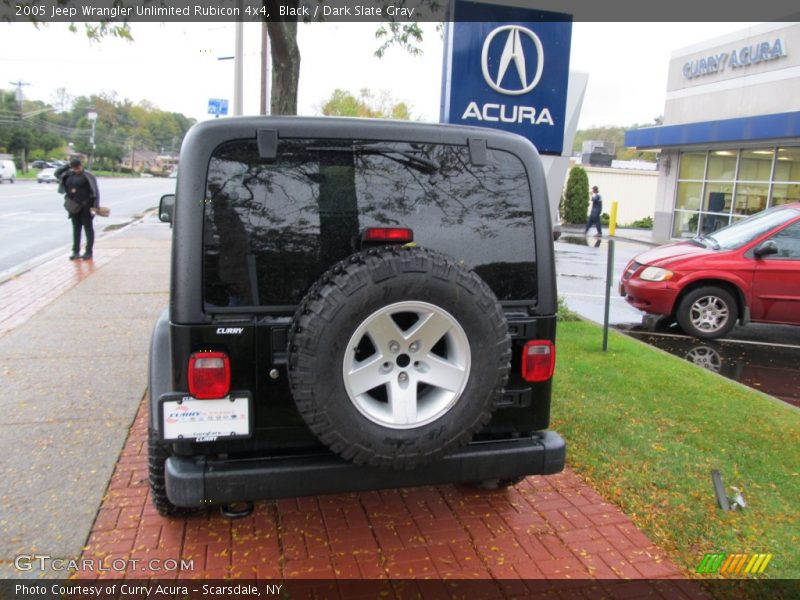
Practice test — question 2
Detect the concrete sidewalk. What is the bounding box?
[560,224,659,247]
[0,216,171,578]
[0,220,692,588]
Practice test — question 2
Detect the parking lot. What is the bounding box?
[556,229,800,408]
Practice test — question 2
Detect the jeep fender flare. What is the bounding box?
[148,307,173,433]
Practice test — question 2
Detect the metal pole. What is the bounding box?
[260,21,269,115]
[233,17,244,116]
[87,110,98,168]
[602,239,615,352]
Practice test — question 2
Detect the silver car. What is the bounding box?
[37,168,58,184]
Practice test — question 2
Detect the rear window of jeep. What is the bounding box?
[202,139,537,308]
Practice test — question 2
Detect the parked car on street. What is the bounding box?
[620,203,800,339]
[37,168,58,184]
[148,117,564,515]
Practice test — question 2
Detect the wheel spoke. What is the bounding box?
[388,381,418,425]
[346,356,389,396]
[419,356,467,393]
[365,312,405,353]
[405,310,452,349]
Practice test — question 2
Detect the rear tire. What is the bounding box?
[147,428,194,517]
[676,286,738,340]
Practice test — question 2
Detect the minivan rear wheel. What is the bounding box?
[677,286,738,340]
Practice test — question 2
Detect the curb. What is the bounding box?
[0,208,157,287]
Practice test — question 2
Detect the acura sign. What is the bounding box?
[441,2,572,155]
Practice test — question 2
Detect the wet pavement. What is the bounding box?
[619,325,800,409]
[555,231,800,408]
[555,233,651,326]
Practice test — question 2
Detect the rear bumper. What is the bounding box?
[166,431,566,507]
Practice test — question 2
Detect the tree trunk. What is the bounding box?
[267,20,300,116]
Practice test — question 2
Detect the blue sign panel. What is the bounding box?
[441,2,572,155]
[208,98,229,116]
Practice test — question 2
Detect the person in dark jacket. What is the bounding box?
[584,185,603,237]
[56,158,100,260]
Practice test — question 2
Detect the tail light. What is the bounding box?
[363,227,414,244]
[188,351,230,399]
[521,340,555,383]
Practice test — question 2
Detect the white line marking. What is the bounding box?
[625,329,800,351]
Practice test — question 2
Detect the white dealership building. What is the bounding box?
[626,22,800,243]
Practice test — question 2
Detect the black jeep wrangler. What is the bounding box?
[149,117,565,515]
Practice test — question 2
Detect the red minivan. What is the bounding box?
[620,203,800,339]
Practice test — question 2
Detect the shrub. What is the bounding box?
[557,297,581,322]
[629,216,653,229]
[562,166,589,224]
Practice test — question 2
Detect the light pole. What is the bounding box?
[87,110,98,167]
[233,18,244,116]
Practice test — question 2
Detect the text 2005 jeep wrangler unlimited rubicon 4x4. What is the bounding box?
[149,117,565,515]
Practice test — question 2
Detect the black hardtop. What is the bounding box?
[170,116,555,324]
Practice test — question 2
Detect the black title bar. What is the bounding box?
[3,0,800,23]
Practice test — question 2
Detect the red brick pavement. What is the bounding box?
[75,399,693,588]
[0,250,123,337]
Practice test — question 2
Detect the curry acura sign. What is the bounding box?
[683,38,788,80]
[440,1,572,155]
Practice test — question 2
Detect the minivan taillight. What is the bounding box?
[521,341,555,382]
[188,351,230,399]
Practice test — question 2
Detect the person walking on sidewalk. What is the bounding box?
[56,158,100,260]
[585,185,603,237]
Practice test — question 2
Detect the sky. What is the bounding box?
[1,21,760,130]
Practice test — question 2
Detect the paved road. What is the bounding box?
[0,177,174,280]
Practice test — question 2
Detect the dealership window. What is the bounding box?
[672,146,800,239]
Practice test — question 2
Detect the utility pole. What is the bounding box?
[87,110,98,168]
[9,80,30,111]
[9,80,31,170]
[260,22,270,115]
[233,9,244,116]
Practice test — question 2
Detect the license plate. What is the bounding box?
[161,395,251,442]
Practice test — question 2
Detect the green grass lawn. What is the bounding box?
[551,321,800,579]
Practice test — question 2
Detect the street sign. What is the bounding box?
[207,98,229,117]
[440,1,572,155]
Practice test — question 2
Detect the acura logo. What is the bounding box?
[481,25,544,96]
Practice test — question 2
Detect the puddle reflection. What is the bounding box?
[622,328,800,408]
[558,235,602,248]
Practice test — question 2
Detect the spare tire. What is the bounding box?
[288,246,511,470]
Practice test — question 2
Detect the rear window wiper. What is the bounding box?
[305,144,439,174]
